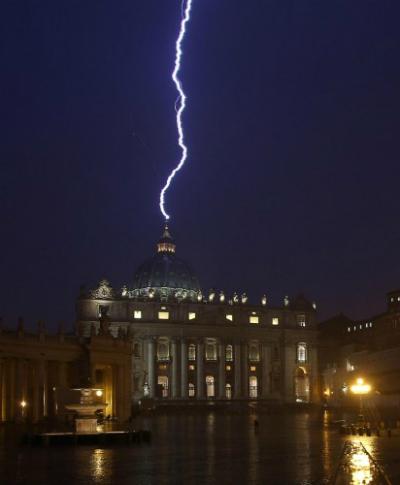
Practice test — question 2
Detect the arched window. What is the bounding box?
[206,375,215,398]
[157,342,169,361]
[188,344,196,361]
[225,383,232,399]
[188,383,195,397]
[249,376,258,398]
[249,344,260,362]
[225,345,233,361]
[297,342,307,363]
[206,343,216,361]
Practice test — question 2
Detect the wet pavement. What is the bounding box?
[0,407,399,484]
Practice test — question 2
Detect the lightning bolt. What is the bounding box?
[159,0,193,221]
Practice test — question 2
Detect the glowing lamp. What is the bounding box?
[95,390,103,398]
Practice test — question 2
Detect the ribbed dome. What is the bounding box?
[131,225,200,299]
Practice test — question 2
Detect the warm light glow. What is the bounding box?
[188,312,196,320]
[323,389,330,397]
[350,377,372,395]
[158,311,169,320]
[226,365,231,371]
[225,314,233,322]
[250,366,256,372]
[95,390,103,397]
[20,400,27,408]
[189,364,195,370]
[272,317,279,326]
[249,315,259,324]
[134,310,142,319]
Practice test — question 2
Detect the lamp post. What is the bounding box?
[350,377,371,416]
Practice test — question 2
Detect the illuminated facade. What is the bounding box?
[77,226,319,404]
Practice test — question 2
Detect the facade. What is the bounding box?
[319,290,400,408]
[0,319,132,423]
[77,226,320,404]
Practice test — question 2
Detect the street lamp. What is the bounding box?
[350,377,371,416]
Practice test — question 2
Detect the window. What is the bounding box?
[226,314,233,322]
[353,326,356,331]
[249,315,259,324]
[188,383,195,397]
[297,314,306,327]
[158,311,169,320]
[225,383,232,399]
[272,317,279,326]
[158,376,168,398]
[134,310,142,319]
[206,343,217,361]
[249,376,258,398]
[226,365,231,371]
[188,344,196,361]
[250,366,256,372]
[297,342,307,363]
[347,327,351,332]
[189,364,195,371]
[157,342,169,361]
[206,375,215,398]
[225,345,233,361]
[359,324,362,330]
[249,344,260,362]
[188,312,196,320]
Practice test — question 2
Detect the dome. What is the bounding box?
[131,225,201,300]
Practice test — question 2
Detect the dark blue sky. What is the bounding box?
[1,1,400,329]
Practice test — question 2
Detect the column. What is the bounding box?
[218,343,226,399]
[33,361,40,422]
[283,344,296,402]
[310,346,319,403]
[8,359,16,421]
[234,343,241,398]
[39,359,48,417]
[196,340,204,399]
[180,339,188,398]
[147,338,156,398]
[241,343,248,398]
[171,339,179,399]
[261,344,272,398]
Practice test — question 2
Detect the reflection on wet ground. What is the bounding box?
[0,408,399,484]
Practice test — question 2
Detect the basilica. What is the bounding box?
[76,225,319,404]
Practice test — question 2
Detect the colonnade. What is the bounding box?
[146,338,280,400]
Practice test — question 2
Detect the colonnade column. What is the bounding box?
[234,343,241,398]
[171,339,179,398]
[0,359,3,421]
[196,340,204,399]
[241,343,248,398]
[180,339,188,398]
[218,342,225,399]
[261,344,271,398]
[147,338,156,398]
[40,359,48,417]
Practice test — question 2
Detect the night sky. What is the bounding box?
[1,1,400,330]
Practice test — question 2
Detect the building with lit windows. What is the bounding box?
[76,226,320,404]
[319,290,400,408]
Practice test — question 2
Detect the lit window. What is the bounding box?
[347,327,351,332]
[353,326,356,331]
[226,365,231,371]
[189,364,195,371]
[226,314,233,322]
[297,342,307,363]
[158,311,169,320]
[398,296,400,302]
[188,344,196,361]
[134,310,142,319]
[249,315,259,324]
[157,342,169,361]
[249,344,260,362]
[391,297,394,302]
[272,317,279,326]
[225,345,233,361]
[297,314,306,327]
[250,366,256,372]
[188,383,195,397]
[359,324,362,330]
[188,312,196,320]
[159,364,167,370]
[370,322,373,328]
